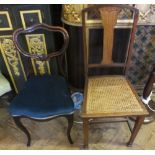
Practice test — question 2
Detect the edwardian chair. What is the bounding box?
[81,4,149,148]
[9,23,74,146]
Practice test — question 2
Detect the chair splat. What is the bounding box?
[99,7,121,64]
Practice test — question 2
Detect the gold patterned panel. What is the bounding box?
[0,35,27,93]
[0,11,13,31]
[63,4,88,25]
[20,10,42,29]
[20,10,50,75]
[62,5,133,27]
[26,34,51,75]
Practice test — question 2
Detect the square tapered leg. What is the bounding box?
[83,118,89,148]
[127,116,145,147]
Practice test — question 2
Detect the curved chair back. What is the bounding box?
[13,23,69,61]
[12,23,69,78]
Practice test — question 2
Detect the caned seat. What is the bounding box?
[83,76,148,117]
[81,4,149,148]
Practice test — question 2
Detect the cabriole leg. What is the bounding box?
[13,117,31,146]
[65,114,74,144]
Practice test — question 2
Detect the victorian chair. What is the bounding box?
[81,4,149,148]
[9,23,74,146]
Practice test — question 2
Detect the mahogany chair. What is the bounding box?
[81,4,149,148]
[9,23,74,146]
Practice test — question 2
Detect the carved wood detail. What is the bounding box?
[99,7,121,64]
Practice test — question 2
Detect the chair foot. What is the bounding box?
[65,114,74,144]
[83,144,88,149]
[83,118,89,148]
[127,116,145,146]
[13,117,31,146]
[126,142,132,147]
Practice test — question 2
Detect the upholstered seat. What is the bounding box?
[9,75,74,119]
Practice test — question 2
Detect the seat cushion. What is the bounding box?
[82,76,148,118]
[9,75,74,119]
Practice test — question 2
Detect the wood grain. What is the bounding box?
[99,7,121,64]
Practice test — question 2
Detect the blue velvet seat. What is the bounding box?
[9,75,74,119]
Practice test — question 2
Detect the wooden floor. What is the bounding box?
[0,98,155,150]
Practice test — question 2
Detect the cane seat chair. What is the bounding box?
[9,23,74,146]
[82,4,149,148]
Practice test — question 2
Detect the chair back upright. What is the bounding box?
[82,4,139,79]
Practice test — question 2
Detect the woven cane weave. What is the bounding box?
[86,76,146,115]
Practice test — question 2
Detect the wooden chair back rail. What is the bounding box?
[88,63,125,68]
[13,23,69,61]
[82,4,139,78]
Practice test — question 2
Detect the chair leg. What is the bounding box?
[127,116,145,147]
[83,118,89,149]
[65,114,74,144]
[13,117,31,147]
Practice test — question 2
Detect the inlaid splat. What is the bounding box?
[99,7,121,64]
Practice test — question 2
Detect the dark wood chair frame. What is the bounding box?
[143,64,155,100]
[12,23,74,146]
[82,4,149,148]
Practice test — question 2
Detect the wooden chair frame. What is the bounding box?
[82,4,149,148]
[82,4,139,78]
[12,23,73,146]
